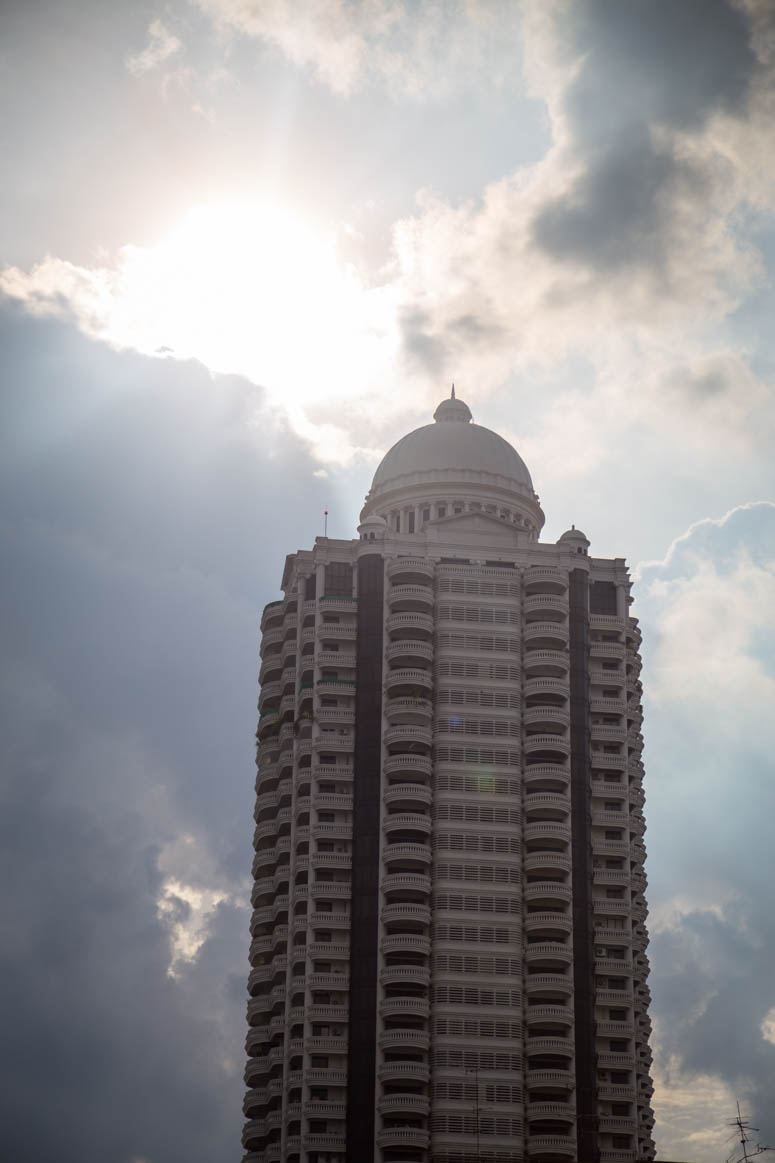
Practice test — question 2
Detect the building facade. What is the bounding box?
[243,393,655,1163]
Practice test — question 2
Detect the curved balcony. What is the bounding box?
[523,764,570,789]
[590,668,624,688]
[524,735,571,759]
[384,783,432,810]
[524,1034,574,1054]
[384,724,433,750]
[524,821,571,845]
[382,841,432,865]
[381,872,431,896]
[524,882,572,907]
[260,626,284,651]
[311,850,352,869]
[524,912,572,936]
[378,1093,429,1117]
[241,1119,267,1150]
[242,1086,268,1117]
[525,942,573,965]
[246,996,272,1026]
[380,933,431,957]
[524,851,571,875]
[378,1060,429,1083]
[385,643,434,668]
[245,1025,271,1055]
[524,706,570,732]
[523,650,570,677]
[525,1005,574,1028]
[378,1028,430,1051]
[383,753,432,780]
[387,584,434,610]
[386,612,434,638]
[523,677,569,701]
[377,1128,429,1149]
[524,791,569,814]
[381,901,432,926]
[596,957,633,975]
[524,622,570,647]
[524,567,569,593]
[303,1132,346,1152]
[524,591,569,614]
[525,974,573,997]
[526,1068,573,1090]
[383,812,432,837]
[527,1101,576,1122]
[379,996,430,1020]
[387,557,434,582]
[385,697,433,722]
[380,963,430,987]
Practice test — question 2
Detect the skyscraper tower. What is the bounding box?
[244,392,655,1163]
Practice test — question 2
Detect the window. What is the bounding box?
[310,1054,328,1068]
[609,1008,628,1021]
[317,841,334,852]
[408,511,415,533]
[438,506,446,518]
[318,811,335,822]
[605,830,623,841]
[324,561,353,597]
[612,1102,631,1116]
[454,505,463,515]
[590,580,617,615]
[612,1135,632,1149]
[604,801,621,812]
[395,514,400,532]
[609,1039,629,1052]
[304,574,317,600]
[310,1087,328,1101]
[422,508,430,522]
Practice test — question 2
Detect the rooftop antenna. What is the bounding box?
[451,383,456,399]
[727,1101,774,1163]
[324,509,328,538]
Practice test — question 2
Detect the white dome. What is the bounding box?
[369,392,535,500]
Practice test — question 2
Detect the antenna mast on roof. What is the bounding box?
[451,383,455,399]
[728,1101,774,1163]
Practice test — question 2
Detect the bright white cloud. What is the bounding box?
[193,0,521,99]
[126,19,182,77]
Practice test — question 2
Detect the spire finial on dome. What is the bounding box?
[451,383,455,399]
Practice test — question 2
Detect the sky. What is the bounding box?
[1,2,775,1160]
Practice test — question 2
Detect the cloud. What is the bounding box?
[0,298,330,1161]
[192,0,522,99]
[126,18,182,77]
[632,503,775,1153]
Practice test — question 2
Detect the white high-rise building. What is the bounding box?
[243,392,655,1163]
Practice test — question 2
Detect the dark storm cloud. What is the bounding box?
[532,0,759,271]
[0,299,324,1162]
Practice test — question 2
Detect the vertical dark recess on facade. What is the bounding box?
[568,568,600,1160]
[346,553,384,1163]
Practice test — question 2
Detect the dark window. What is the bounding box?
[304,574,317,600]
[610,1070,630,1084]
[438,506,446,518]
[612,1102,631,1116]
[590,580,617,615]
[324,561,353,597]
[422,508,430,522]
[408,511,415,533]
[612,1135,632,1149]
[609,1008,628,1021]
[609,1039,629,1052]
